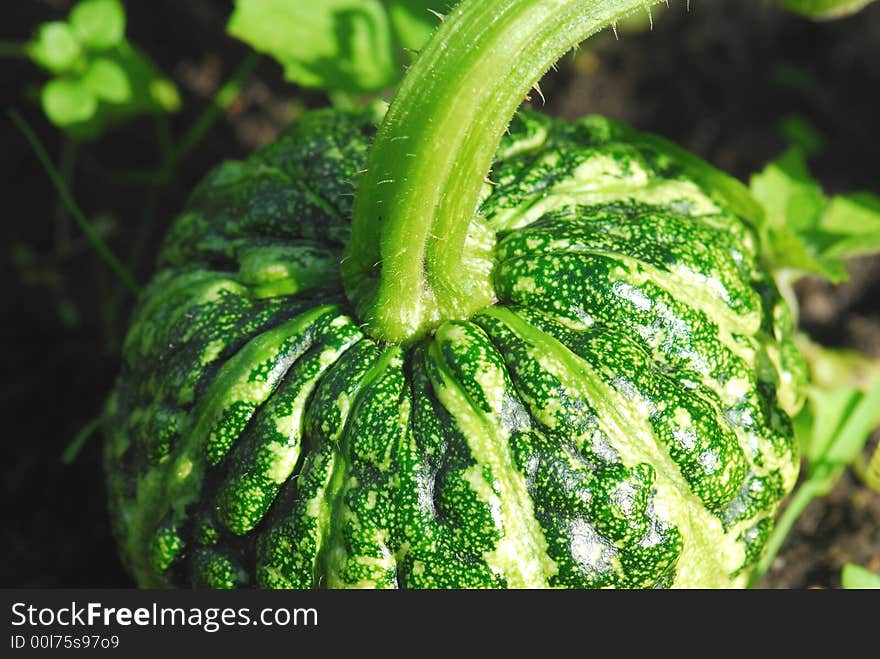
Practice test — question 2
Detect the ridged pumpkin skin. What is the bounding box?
[105,107,806,589]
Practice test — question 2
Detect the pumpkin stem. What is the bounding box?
[343,0,666,344]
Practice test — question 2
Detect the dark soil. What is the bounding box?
[2,0,878,588]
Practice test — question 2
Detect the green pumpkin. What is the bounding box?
[105,106,806,589]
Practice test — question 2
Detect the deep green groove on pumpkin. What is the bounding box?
[105,107,805,588]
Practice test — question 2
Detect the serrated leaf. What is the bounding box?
[29,22,84,74]
[70,0,125,51]
[228,0,396,93]
[823,232,880,259]
[763,225,848,281]
[751,149,880,281]
[821,192,880,235]
[774,0,877,19]
[41,78,97,126]
[842,564,880,589]
[227,0,446,93]
[82,57,131,103]
[813,192,880,261]
[751,148,825,232]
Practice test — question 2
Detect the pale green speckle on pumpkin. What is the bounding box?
[105,107,805,589]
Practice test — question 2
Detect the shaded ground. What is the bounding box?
[2,0,878,588]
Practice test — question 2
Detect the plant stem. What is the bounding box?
[864,442,880,491]
[53,139,77,253]
[824,375,880,463]
[343,0,666,344]
[752,356,880,585]
[164,52,261,176]
[62,414,107,464]
[125,53,261,283]
[751,380,880,585]
[749,463,835,587]
[8,109,140,296]
[157,113,174,167]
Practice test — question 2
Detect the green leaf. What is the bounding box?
[29,22,84,74]
[818,193,880,258]
[387,0,445,51]
[227,0,446,93]
[70,0,126,50]
[149,79,181,113]
[823,233,880,260]
[822,192,880,234]
[28,0,177,139]
[796,387,860,463]
[793,338,880,491]
[43,44,179,139]
[824,377,880,464]
[41,78,97,126]
[228,0,394,92]
[751,150,880,282]
[111,42,180,113]
[774,0,877,19]
[842,564,880,589]
[751,149,825,231]
[81,57,131,103]
[762,225,848,281]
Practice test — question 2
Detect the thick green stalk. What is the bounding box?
[343,0,665,344]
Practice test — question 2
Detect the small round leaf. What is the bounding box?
[41,78,98,126]
[29,22,84,74]
[70,0,126,51]
[150,79,181,112]
[83,57,131,103]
